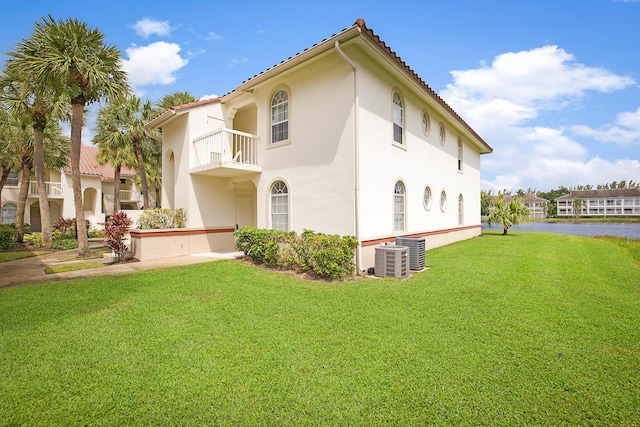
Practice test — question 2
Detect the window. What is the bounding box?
[458,194,464,225]
[439,123,446,146]
[457,137,463,171]
[271,90,289,144]
[440,190,447,212]
[423,186,432,210]
[394,181,405,232]
[6,170,18,187]
[270,180,289,231]
[1,203,17,224]
[392,92,404,144]
[421,110,430,136]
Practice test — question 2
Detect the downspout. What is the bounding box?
[335,40,363,273]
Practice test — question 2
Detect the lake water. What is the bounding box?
[481,221,640,239]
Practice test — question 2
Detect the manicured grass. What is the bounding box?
[0,251,48,263]
[43,261,106,274]
[0,232,638,425]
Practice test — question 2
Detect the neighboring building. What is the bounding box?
[1,145,143,230]
[556,189,640,217]
[493,194,549,218]
[145,18,493,270]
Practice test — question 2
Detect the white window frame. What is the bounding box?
[421,110,430,136]
[392,92,404,145]
[440,190,447,212]
[1,203,17,224]
[6,169,19,187]
[457,137,463,172]
[458,194,464,225]
[270,89,289,145]
[394,180,406,233]
[423,185,432,211]
[270,180,289,231]
[439,122,446,146]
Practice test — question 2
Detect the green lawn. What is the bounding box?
[0,250,48,263]
[0,232,638,425]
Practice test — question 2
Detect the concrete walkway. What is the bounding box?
[0,240,244,289]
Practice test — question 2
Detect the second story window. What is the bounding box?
[457,138,463,172]
[271,90,289,144]
[392,92,404,145]
[7,170,18,187]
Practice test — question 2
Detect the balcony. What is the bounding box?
[191,128,261,178]
[119,190,140,202]
[29,181,63,198]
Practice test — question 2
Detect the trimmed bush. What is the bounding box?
[137,208,187,229]
[0,224,16,250]
[235,227,358,280]
[24,232,43,248]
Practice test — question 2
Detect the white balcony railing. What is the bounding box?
[119,190,140,202]
[192,128,259,169]
[29,181,63,197]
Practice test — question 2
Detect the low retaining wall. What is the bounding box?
[130,227,235,261]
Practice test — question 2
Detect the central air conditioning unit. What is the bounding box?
[395,237,426,271]
[374,245,410,279]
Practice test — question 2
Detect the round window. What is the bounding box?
[421,111,430,136]
[440,190,447,212]
[423,186,432,210]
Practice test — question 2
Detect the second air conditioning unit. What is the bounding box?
[374,245,410,279]
[395,236,426,271]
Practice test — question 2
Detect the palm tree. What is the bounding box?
[1,65,68,247]
[6,15,129,255]
[155,91,197,113]
[487,195,530,235]
[94,103,136,212]
[96,95,160,209]
[572,198,584,218]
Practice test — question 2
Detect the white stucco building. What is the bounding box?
[144,18,492,270]
[1,145,143,230]
[556,189,640,217]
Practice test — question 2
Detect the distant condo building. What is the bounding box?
[556,189,640,217]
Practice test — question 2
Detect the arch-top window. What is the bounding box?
[458,194,464,225]
[394,180,406,232]
[439,123,446,146]
[392,92,404,144]
[270,180,289,231]
[440,190,447,212]
[457,137,463,171]
[1,203,17,224]
[271,90,289,144]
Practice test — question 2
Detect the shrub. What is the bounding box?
[234,227,358,280]
[0,224,16,250]
[87,228,105,238]
[51,239,78,250]
[105,211,133,262]
[24,232,43,248]
[137,208,187,229]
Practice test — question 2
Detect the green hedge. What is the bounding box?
[0,224,16,250]
[235,227,358,280]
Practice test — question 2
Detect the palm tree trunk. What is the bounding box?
[114,165,121,213]
[15,161,31,243]
[132,136,149,209]
[33,127,52,247]
[70,101,89,255]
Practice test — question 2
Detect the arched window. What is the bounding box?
[1,203,17,224]
[457,137,463,172]
[394,181,405,232]
[392,92,404,144]
[440,190,447,212]
[458,194,464,225]
[270,180,289,231]
[271,90,289,144]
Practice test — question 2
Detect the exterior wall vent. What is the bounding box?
[374,245,410,279]
[395,237,426,271]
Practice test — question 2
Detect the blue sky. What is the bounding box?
[2,0,639,192]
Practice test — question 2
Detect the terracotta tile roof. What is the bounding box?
[226,18,492,153]
[556,189,640,200]
[64,145,137,181]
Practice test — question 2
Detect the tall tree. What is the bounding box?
[155,91,197,112]
[487,195,530,235]
[6,15,129,255]
[96,95,159,209]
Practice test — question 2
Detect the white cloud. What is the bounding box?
[443,45,639,191]
[205,32,223,41]
[132,18,172,38]
[227,58,249,68]
[571,107,640,147]
[199,94,219,100]
[121,42,188,88]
